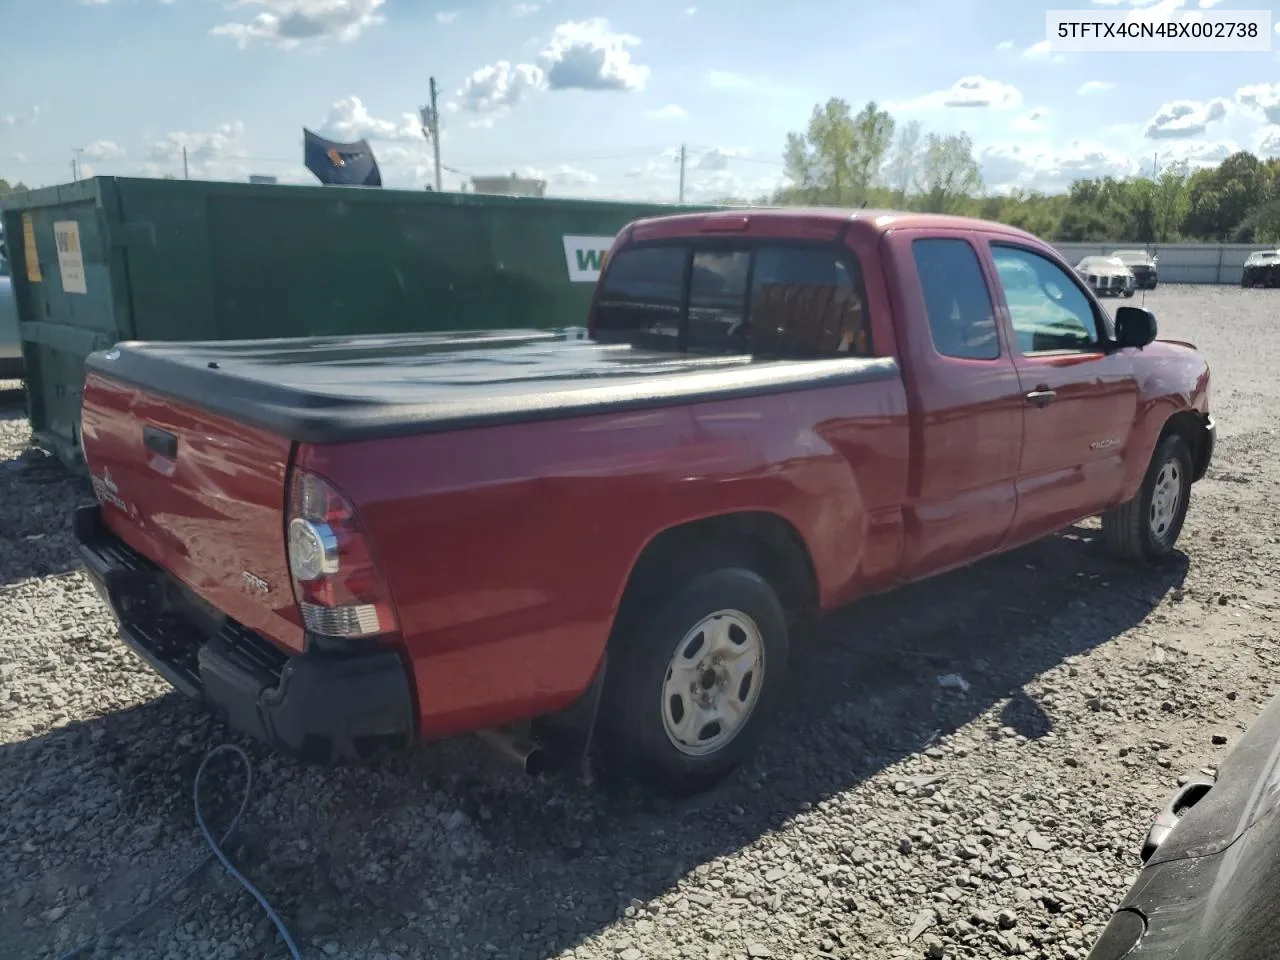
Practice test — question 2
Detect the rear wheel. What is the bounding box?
[599,565,789,796]
[1102,433,1193,561]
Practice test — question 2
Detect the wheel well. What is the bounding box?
[1159,410,1210,482]
[614,512,820,630]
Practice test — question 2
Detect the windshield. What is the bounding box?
[1111,251,1149,264]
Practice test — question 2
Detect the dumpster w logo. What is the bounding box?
[562,235,615,283]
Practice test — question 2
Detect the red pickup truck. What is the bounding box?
[74,208,1213,795]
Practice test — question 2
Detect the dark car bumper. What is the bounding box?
[72,504,415,762]
[1086,689,1280,960]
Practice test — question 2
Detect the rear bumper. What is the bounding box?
[72,504,416,762]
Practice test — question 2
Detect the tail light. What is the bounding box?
[286,470,398,640]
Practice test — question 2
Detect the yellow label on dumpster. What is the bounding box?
[22,213,40,282]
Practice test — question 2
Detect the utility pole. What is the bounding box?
[71,157,78,182]
[677,143,686,204]
[420,78,443,192]
[183,146,190,180]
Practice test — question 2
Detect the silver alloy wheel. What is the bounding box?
[660,609,765,757]
[1149,458,1183,541]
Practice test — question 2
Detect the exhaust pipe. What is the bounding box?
[476,727,552,776]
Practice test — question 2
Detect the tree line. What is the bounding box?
[719,97,1280,246]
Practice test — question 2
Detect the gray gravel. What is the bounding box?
[2,285,1279,960]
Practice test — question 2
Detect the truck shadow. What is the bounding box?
[0,524,1186,960]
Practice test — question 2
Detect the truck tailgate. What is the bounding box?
[80,369,305,654]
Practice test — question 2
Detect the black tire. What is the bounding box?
[1150,280,1158,290]
[1101,433,1194,562]
[1123,289,1135,298]
[598,565,789,796]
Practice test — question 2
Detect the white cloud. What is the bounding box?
[996,39,1014,51]
[511,1,542,15]
[1022,40,1066,63]
[893,75,1023,111]
[685,6,697,14]
[2,105,40,126]
[541,18,649,91]
[1159,139,1240,166]
[980,140,1137,193]
[211,0,385,50]
[644,104,688,121]
[1237,82,1280,125]
[436,10,459,23]
[520,164,600,190]
[1011,107,1050,132]
[317,96,421,142]
[11,152,27,163]
[697,147,748,172]
[82,140,126,160]
[147,121,248,180]
[1143,98,1230,138]
[1255,128,1280,157]
[455,61,547,115]
[1078,80,1114,95]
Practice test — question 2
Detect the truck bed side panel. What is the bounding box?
[80,371,304,653]
[300,375,909,738]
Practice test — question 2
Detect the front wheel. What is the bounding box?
[1101,433,1193,561]
[598,566,789,796]
[1123,288,1136,298]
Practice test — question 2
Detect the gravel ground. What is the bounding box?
[2,285,1279,960]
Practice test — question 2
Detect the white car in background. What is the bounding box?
[1074,255,1137,298]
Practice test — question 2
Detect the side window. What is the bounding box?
[911,238,999,361]
[687,249,751,348]
[748,246,872,357]
[991,245,1100,354]
[593,244,688,343]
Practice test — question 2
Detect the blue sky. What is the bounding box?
[1,0,1278,201]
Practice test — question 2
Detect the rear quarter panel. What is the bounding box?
[301,376,909,738]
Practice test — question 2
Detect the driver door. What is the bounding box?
[983,239,1140,544]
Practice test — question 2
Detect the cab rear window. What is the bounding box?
[594,241,872,358]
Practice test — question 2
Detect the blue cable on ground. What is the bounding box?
[54,743,301,960]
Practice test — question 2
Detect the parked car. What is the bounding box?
[0,245,23,381]
[1241,249,1280,288]
[1076,255,1137,298]
[1086,690,1280,960]
[1110,249,1158,289]
[72,208,1214,796]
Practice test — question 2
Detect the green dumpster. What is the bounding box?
[0,176,709,467]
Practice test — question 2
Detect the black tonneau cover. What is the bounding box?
[85,329,899,444]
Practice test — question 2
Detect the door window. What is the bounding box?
[991,245,1101,355]
[911,238,1000,361]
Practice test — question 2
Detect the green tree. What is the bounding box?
[887,119,922,206]
[914,133,982,213]
[1182,151,1273,240]
[782,98,895,206]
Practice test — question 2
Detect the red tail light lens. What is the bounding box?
[286,470,398,639]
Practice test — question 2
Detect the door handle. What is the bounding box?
[1025,389,1057,407]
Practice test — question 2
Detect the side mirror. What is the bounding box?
[1115,306,1157,349]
